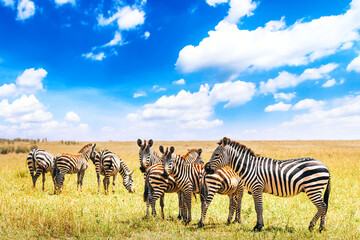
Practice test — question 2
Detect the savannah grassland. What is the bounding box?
[0,140,359,239]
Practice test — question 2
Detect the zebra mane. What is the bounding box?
[223,138,257,157]
[182,148,200,160]
[77,143,94,154]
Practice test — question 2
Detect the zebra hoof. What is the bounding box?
[198,222,204,228]
[319,226,325,233]
[177,214,182,220]
[184,220,190,226]
[233,219,241,224]
[308,225,314,232]
[253,224,263,232]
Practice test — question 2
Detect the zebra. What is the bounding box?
[143,148,204,219]
[91,149,135,194]
[160,146,204,225]
[137,139,162,173]
[27,149,55,191]
[198,166,244,227]
[53,143,96,194]
[205,137,331,232]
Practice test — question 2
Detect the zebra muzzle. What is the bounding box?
[162,170,169,179]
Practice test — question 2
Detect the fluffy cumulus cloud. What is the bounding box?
[206,0,228,7]
[1,0,14,8]
[264,102,292,112]
[347,55,360,72]
[54,0,75,6]
[292,99,325,111]
[128,80,255,129]
[0,68,47,98]
[64,111,81,122]
[17,0,35,20]
[0,95,52,123]
[176,0,360,73]
[273,92,296,101]
[259,63,338,93]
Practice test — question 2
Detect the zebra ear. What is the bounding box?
[198,148,202,156]
[222,137,229,147]
[148,139,153,148]
[170,146,175,154]
[137,139,142,147]
[159,145,164,154]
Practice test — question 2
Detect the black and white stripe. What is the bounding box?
[27,149,55,191]
[205,137,331,232]
[91,149,135,194]
[161,146,204,225]
[143,148,204,219]
[199,166,244,227]
[53,143,96,194]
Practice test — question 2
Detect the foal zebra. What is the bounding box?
[199,166,244,227]
[144,148,203,219]
[91,149,135,194]
[27,149,55,191]
[161,146,204,225]
[205,137,331,232]
[53,143,96,194]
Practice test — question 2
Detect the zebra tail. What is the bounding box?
[200,175,208,203]
[30,150,36,177]
[143,177,152,203]
[324,177,331,210]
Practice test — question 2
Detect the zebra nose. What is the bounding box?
[205,163,214,174]
[140,165,146,173]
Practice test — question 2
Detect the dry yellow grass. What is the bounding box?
[0,140,359,239]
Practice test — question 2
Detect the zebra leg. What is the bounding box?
[307,192,328,232]
[227,194,236,224]
[160,194,165,219]
[252,189,264,231]
[112,174,117,194]
[42,171,46,191]
[79,170,85,192]
[184,189,192,225]
[177,192,183,220]
[198,189,216,228]
[33,169,41,188]
[234,184,244,223]
[77,172,81,191]
[103,177,108,194]
[96,173,101,193]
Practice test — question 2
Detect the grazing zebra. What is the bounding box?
[27,149,55,191]
[143,148,204,219]
[198,166,244,227]
[91,149,135,194]
[205,137,331,232]
[161,146,204,225]
[53,143,96,194]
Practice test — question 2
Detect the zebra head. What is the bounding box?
[123,170,135,193]
[205,137,230,174]
[137,139,153,173]
[194,148,204,164]
[159,145,174,179]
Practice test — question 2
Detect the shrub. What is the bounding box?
[15,146,29,154]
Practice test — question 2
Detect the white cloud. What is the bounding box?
[1,0,14,8]
[210,80,256,107]
[347,55,360,72]
[224,0,257,24]
[54,0,75,6]
[264,102,292,112]
[17,0,35,20]
[322,79,336,88]
[0,83,17,98]
[82,52,106,61]
[273,92,296,101]
[153,85,166,92]
[259,63,338,93]
[293,99,325,111]
[176,0,360,73]
[340,41,354,50]
[128,80,255,129]
[173,79,185,85]
[64,111,81,122]
[144,31,150,39]
[103,31,123,47]
[16,68,46,92]
[0,95,52,123]
[98,6,145,30]
[206,0,228,7]
[133,91,146,98]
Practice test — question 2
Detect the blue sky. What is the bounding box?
[0,0,360,141]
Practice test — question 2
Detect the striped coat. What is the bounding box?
[27,149,55,191]
[199,166,244,227]
[53,143,96,194]
[91,150,135,194]
[161,146,204,225]
[143,148,203,219]
[205,137,331,232]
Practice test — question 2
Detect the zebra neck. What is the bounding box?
[119,158,130,178]
[171,155,189,178]
[149,149,161,165]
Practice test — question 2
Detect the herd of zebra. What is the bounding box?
[26,137,331,232]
